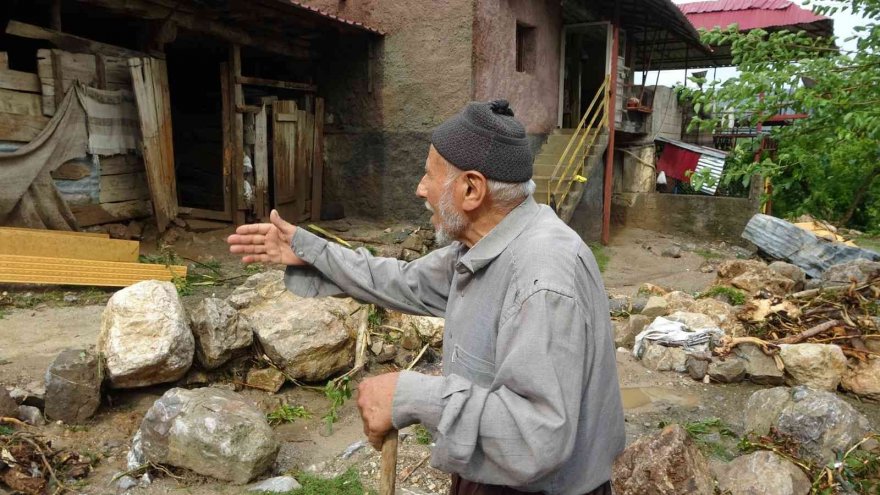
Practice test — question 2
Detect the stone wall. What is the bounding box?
[303,0,475,220]
[611,190,762,245]
[472,0,562,133]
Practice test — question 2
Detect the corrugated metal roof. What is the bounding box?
[694,154,725,194]
[284,1,385,35]
[656,137,728,159]
[679,0,829,32]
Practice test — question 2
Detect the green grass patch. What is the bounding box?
[589,243,609,273]
[855,235,880,254]
[323,377,352,434]
[0,425,14,436]
[660,418,739,460]
[267,404,311,426]
[699,285,747,306]
[280,468,375,495]
[414,424,433,445]
[693,248,723,260]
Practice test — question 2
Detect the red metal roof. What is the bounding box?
[679,0,829,32]
[285,0,385,35]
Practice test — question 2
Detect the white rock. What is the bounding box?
[779,343,847,391]
[640,296,669,318]
[246,476,302,493]
[139,387,278,484]
[188,297,252,369]
[99,281,194,388]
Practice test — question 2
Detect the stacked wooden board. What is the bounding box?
[0,227,186,287]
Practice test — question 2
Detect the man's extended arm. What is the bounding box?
[284,227,458,317]
[391,289,588,486]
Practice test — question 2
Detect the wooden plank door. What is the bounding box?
[272,100,314,222]
[129,57,178,232]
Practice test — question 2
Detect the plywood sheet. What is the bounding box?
[0,229,139,262]
[99,172,150,203]
[0,254,186,287]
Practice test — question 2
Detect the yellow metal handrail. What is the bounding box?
[548,76,610,208]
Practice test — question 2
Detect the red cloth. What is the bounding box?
[657,145,700,182]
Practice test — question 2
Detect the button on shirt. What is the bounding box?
[284,197,625,495]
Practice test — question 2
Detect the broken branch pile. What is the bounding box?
[0,428,95,494]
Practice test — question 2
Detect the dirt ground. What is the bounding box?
[1,223,877,494]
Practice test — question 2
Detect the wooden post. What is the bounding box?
[230,44,246,225]
[254,104,269,220]
[601,20,620,245]
[311,97,324,221]
[51,0,63,31]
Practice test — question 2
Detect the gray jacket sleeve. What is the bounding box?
[391,289,587,486]
[283,228,456,317]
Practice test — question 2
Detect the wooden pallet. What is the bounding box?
[0,255,186,288]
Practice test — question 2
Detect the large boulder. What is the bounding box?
[779,344,847,391]
[841,358,880,400]
[235,274,365,381]
[743,386,872,464]
[44,349,101,423]
[822,259,880,286]
[99,281,194,388]
[0,387,17,418]
[641,296,668,318]
[616,315,650,349]
[714,451,811,495]
[612,424,714,495]
[691,298,745,336]
[227,270,287,310]
[665,312,718,331]
[641,342,688,373]
[734,344,784,385]
[139,387,278,484]
[395,313,444,347]
[708,357,746,383]
[769,261,807,291]
[717,260,795,296]
[188,298,253,369]
[664,291,696,313]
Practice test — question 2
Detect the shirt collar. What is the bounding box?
[456,196,540,274]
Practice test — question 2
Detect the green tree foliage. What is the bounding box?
[679,0,880,231]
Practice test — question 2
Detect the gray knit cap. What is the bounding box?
[431,99,533,183]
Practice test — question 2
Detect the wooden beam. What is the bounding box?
[51,0,63,31]
[0,88,42,116]
[178,207,233,222]
[0,53,7,70]
[100,172,151,203]
[0,254,186,288]
[254,104,269,220]
[75,0,313,59]
[230,44,246,224]
[0,229,140,262]
[235,75,316,93]
[220,62,235,223]
[311,97,324,221]
[235,104,262,114]
[6,20,147,59]
[0,113,50,142]
[0,227,108,238]
[0,69,40,93]
[71,199,153,227]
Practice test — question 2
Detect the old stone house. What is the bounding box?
[0,0,713,243]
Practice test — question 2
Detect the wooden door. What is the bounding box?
[129,57,178,232]
[272,100,314,222]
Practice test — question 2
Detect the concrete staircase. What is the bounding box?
[533,128,608,223]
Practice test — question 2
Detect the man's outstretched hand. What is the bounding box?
[227,209,307,266]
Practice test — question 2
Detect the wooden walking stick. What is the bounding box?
[379,429,399,495]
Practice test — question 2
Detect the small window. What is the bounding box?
[516,23,536,73]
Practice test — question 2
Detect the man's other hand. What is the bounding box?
[227,209,306,266]
[357,372,399,450]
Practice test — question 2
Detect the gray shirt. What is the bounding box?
[284,197,625,495]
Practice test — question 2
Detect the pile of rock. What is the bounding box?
[1,269,447,488]
[614,257,880,400]
[612,386,876,495]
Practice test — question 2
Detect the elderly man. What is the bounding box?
[228,100,624,495]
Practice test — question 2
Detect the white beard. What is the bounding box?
[425,186,467,246]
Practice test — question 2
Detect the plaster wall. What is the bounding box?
[473,0,562,133]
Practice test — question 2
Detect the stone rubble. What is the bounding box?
[43,348,101,423]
